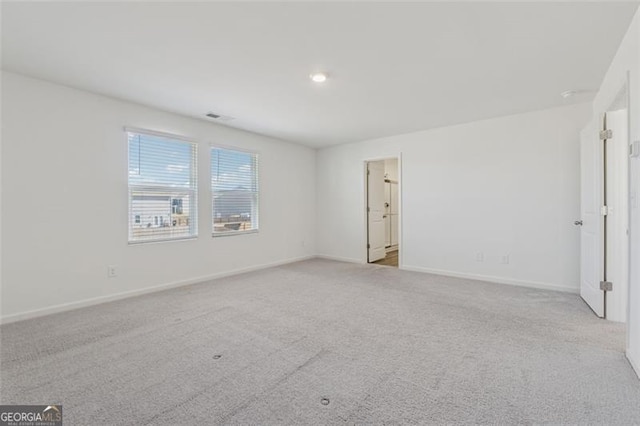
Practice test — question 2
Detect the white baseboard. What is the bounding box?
[627,350,640,379]
[0,255,315,325]
[400,264,579,294]
[313,256,578,294]
[314,254,365,264]
[0,255,580,324]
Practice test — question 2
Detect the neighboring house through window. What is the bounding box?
[127,129,198,243]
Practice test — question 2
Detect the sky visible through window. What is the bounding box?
[211,148,256,192]
[128,133,194,188]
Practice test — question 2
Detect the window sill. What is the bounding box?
[128,235,198,245]
[212,229,259,238]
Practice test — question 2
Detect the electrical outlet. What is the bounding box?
[501,255,510,265]
[108,265,118,278]
[476,252,484,262]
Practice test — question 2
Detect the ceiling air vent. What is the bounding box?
[206,112,235,121]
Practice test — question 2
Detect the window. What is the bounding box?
[211,147,258,235]
[128,129,197,243]
[172,198,183,215]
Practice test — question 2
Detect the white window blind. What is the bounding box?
[127,130,198,243]
[211,147,259,236]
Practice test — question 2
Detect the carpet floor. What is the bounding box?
[1,259,639,425]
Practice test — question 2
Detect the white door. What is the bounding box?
[384,182,391,247]
[368,161,386,262]
[580,119,605,317]
[390,212,399,247]
[390,183,399,215]
[604,109,629,322]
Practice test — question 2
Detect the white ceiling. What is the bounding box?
[2,2,638,148]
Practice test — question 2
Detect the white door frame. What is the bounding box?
[601,79,631,326]
[363,154,403,267]
[584,76,631,324]
[604,108,629,323]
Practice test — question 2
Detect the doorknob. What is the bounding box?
[574,220,583,226]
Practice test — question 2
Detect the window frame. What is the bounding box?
[210,144,260,238]
[126,127,198,245]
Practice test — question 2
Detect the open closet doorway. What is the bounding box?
[366,158,400,267]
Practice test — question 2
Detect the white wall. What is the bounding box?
[1,71,316,322]
[317,103,590,292]
[592,10,640,376]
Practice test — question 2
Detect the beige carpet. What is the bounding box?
[2,259,639,424]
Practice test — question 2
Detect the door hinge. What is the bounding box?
[600,129,613,140]
[367,207,370,212]
[367,169,370,175]
[367,243,370,249]
[600,281,613,291]
[601,205,609,216]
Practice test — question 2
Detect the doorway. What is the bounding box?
[366,158,400,267]
[579,84,629,322]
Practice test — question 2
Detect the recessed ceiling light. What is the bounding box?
[310,72,328,83]
[560,90,577,99]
